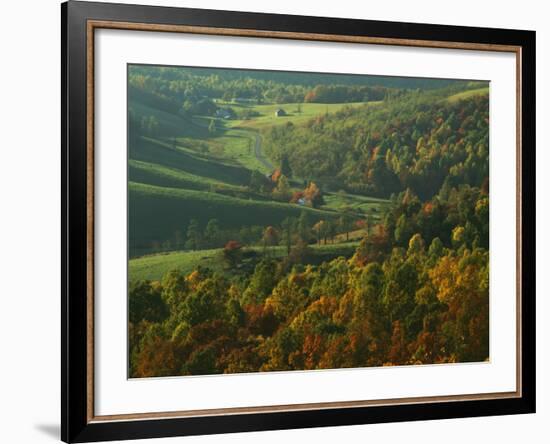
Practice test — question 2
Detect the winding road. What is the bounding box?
[191,115,274,172]
[253,133,274,172]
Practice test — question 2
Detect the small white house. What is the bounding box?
[215,108,233,119]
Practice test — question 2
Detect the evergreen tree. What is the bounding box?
[280,154,292,178]
[204,219,220,248]
[185,219,202,250]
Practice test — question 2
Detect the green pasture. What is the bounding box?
[207,127,269,173]
[129,241,361,282]
[231,101,379,130]
[129,159,246,193]
[322,192,391,218]
[130,136,252,186]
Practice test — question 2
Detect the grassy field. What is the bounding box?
[129,248,224,281]
[333,228,368,243]
[322,191,392,218]
[129,159,247,193]
[209,128,268,173]
[131,137,252,186]
[225,101,379,130]
[129,241,361,282]
[447,87,489,103]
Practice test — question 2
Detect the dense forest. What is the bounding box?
[263,92,489,199]
[128,64,489,377]
[130,184,489,376]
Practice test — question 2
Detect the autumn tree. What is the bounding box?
[134,337,180,377]
[242,259,278,304]
[262,226,279,252]
[407,233,425,256]
[382,249,418,324]
[161,269,188,309]
[271,168,282,183]
[129,281,169,324]
[303,182,324,208]
[222,240,243,268]
[429,249,489,362]
[312,220,326,245]
[387,320,408,364]
[180,275,227,326]
[272,174,291,202]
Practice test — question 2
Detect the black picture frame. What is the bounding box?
[62,1,536,442]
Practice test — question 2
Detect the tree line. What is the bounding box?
[128,65,413,113]
[149,207,359,256]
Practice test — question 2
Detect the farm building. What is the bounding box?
[274,108,287,117]
[215,108,235,119]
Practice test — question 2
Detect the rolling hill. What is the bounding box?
[129,182,340,257]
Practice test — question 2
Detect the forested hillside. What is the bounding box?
[130,181,489,377]
[263,90,489,199]
[127,64,490,377]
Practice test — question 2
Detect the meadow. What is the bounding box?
[129,241,361,281]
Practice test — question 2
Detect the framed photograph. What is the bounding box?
[62,1,536,442]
